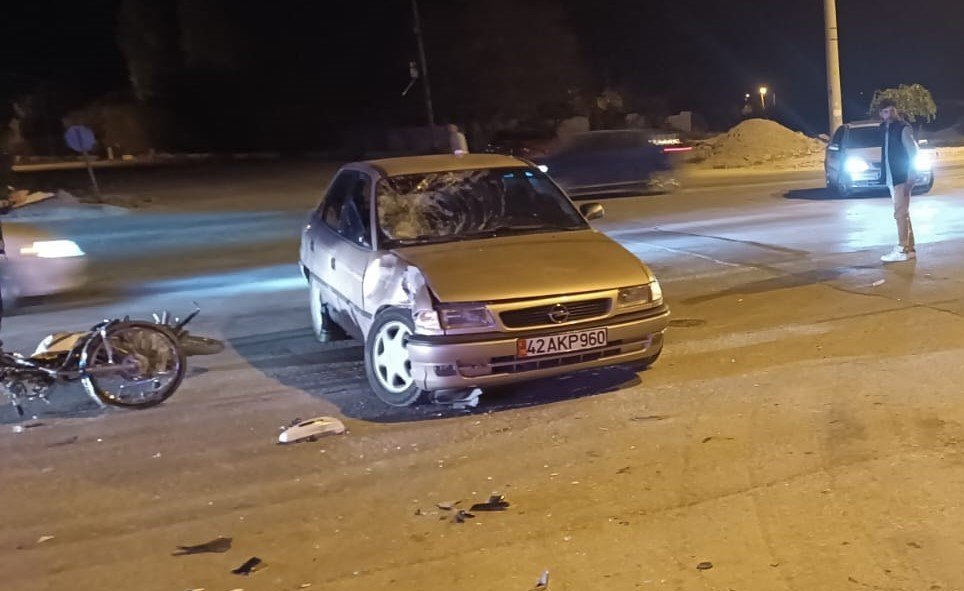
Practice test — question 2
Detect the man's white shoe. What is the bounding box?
[881,248,916,263]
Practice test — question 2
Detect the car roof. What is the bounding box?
[364,154,526,177]
[845,120,881,129]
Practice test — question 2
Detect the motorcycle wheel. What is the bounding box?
[81,321,186,409]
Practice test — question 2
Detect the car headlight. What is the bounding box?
[20,240,85,259]
[845,157,869,175]
[537,164,549,173]
[617,280,662,308]
[415,304,495,332]
[436,304,495,330]
[914,151,934,171]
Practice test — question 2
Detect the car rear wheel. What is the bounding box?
[364,308,427,407]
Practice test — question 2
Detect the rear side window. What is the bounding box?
[319,170,372,247]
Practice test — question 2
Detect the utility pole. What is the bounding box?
[824,0,844,134]
[411,0,436,128]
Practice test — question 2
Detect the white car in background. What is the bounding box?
[1,222,87,306]
[825,120,935,197]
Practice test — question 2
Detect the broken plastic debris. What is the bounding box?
[533,569,550,589]
[232,556,265,575]
[431,388,482,408]
[872,279,886,287]
[36,535,55,544]
[278,416,346,444]
[173,536,233,556]
[470,494,510,512]
[696,561,714,570]
[12,422,44,433]
[452,510,475,523]
[436,501,462,511]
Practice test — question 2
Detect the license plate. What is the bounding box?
[516,328,608,358]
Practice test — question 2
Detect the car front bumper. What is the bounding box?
[406,304,670,391]
[844,170,933,191]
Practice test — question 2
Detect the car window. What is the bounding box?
[339,174,372,248]
[320,171,357,230]
[831,127,845,147]
[844,127,881,149]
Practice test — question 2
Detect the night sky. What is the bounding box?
[1,0,961,143]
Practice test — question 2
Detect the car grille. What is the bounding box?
[500,298,611,328]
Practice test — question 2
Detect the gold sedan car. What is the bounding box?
[299,154,669,406]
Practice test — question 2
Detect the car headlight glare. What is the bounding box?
[20,240,85,259]
[437,304,495,330]
[617,280,662,308]
[914,151,934,171]
[537,164,549,173]
[844,157,870,175]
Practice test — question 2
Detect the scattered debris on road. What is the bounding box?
[616,466,631,475]
[701,436,735,443]
[872,279,886,287]
[11,422,44,433]
[173,536,233,556]
[278,416,346,444]
[436,501,462,511]
[47,436,79,447]
[696,561,714,570]
[36,535,55,545]
[470,493,510,512]
[452,510,475,523]
[232,556,266,575]
[630,415,667,422]
[431,388,482,409]
[532,569,549,589]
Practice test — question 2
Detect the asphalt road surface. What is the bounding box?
[3,160,964,590]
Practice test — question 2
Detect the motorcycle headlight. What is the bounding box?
[617,280,662,308]
[914,151,934,171]
[845,157,870,175]
[20,240,85,259]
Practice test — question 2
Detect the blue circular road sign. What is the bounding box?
[65,125,96,153]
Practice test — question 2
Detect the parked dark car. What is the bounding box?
[533,130,685,197]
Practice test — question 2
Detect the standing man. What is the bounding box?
[878,99,919,263]
[447,124,468,155]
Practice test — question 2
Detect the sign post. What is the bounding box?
[64,125,100,199]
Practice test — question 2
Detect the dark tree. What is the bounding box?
[426,0,589,126]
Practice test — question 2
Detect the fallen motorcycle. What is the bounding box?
[1,307,209,416]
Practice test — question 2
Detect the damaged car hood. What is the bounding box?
[392,230,653,303]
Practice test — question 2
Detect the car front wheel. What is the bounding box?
[364,307,427,407]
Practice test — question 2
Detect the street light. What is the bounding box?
[759,86,768,110]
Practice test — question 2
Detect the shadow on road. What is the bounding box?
[681,265,880,305]
[784,187,887,201]
[228,327,644,423]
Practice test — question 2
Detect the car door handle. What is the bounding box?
[330,257,336,270]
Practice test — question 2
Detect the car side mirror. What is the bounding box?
[580,202,605,220]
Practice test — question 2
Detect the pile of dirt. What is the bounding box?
[690,119,826,169]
